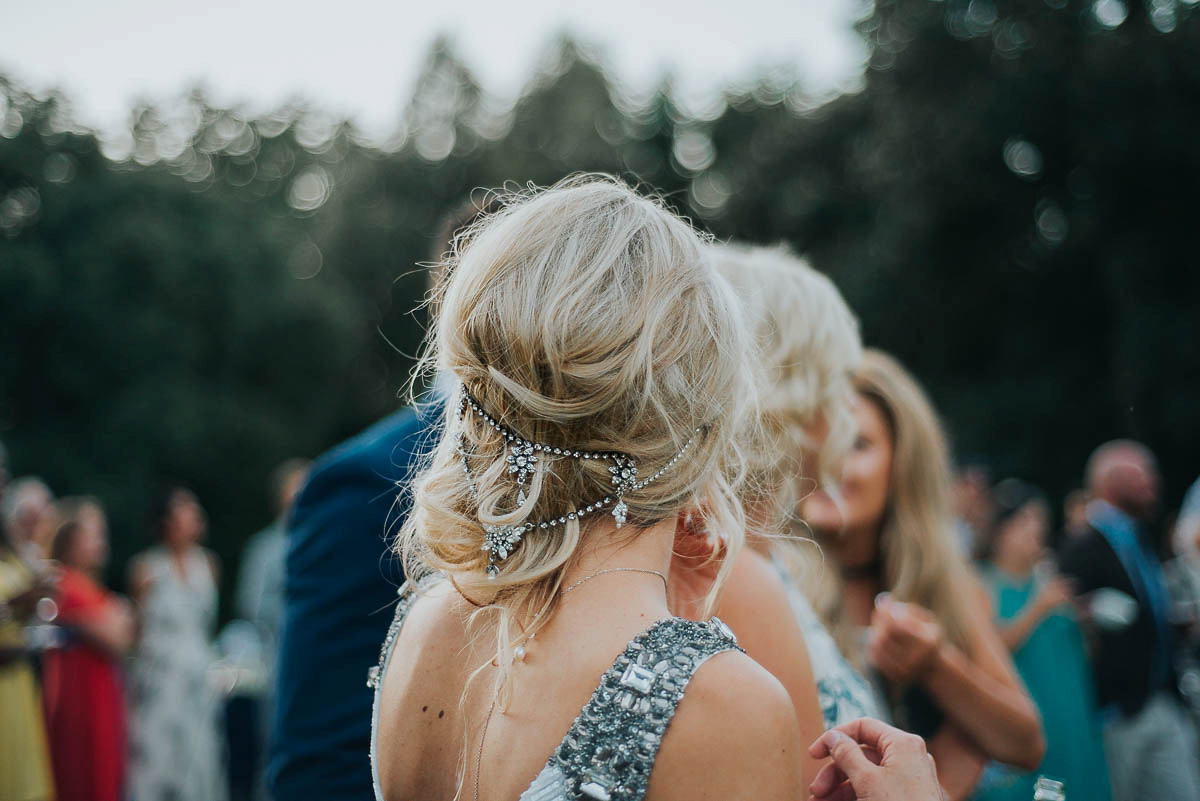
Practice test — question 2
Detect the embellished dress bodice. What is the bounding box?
[770,554,884,727]
[369,581,742,801]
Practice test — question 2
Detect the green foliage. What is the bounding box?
[1,6,1198,612]
[821,0,1200,502]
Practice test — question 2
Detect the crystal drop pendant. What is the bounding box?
[612,500,628,527]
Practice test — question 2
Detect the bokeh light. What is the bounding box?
[287,165,332,212]
[1093,0,1128,28]
[1003,138,1043,181]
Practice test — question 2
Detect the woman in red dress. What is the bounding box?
[41,498,134,801]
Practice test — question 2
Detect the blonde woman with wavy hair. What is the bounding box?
[801,349,1044,799]
[370,177,797,801]
[669,244,882,751]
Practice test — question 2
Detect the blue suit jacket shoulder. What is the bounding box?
[268,405,436,801]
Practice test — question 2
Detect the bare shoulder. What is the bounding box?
[961,569,992,610]
[717,549,825,781]
[723,548,792,612]
[127,552,156,598]
[717,548,820,687]
[647,649,803,801]
[127,551,151,579]
[674,648,798,736]
[375,580,477,800]
[389,578,475,666]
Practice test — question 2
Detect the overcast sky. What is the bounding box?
[1,0,868,142]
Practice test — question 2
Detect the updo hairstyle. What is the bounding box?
[398,176,758,689]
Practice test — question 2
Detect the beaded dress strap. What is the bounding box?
[523,617,742,801]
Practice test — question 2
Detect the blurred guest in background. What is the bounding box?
[236,458,310,691]
[1061,488,1092,542]
[129,485,226,801]
[1058,442,1200,801]
[707,243,879,737]
[0,512,56,801]
[1171,476,1200,611]
[2,477,56,563]
[267,200,490,801]
[1049,487,1093,554]
[1179,475,1200,541]
[41,497,133,801]
[802,349,1042,800]
[231,458,309,801]
[1169,474,1200,622]
[953,464,992,557]
[1165,479,1200,731]
[972,479,1111,801]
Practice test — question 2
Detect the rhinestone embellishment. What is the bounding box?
[618,663,656,694]
[539,618,743,801]
[710,617,738,645]
[483,524,528,577]
[507,441,537,505]
[609,457,638,493]
[367,583,419,690]
[458,389,704,577]
[608,456,639,528]
[579,780,613,800]
[507,441,537,482]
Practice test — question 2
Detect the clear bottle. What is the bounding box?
[1033,776,1065,801]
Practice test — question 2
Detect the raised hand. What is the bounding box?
[809,718,945,801]
[1032,576,1075,616]
[867,595,944,685]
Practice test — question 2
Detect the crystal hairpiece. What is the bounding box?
[456,390,702,578]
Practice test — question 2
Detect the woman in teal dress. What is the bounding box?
[973,479,1113,801]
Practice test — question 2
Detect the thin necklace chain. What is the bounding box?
[560,567,668,595]
[474,697,497,801]
[473,566,668,801]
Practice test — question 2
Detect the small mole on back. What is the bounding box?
[438,710,445,719]
[421,706,428,713]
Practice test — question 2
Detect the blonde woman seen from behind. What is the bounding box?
[371,178,805,801]
[802,350,1043,800]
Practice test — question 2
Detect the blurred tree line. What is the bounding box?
[1,0,1198,610]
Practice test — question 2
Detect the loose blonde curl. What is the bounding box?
[398,175,756,706]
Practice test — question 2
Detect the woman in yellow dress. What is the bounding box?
[0,515,56,801]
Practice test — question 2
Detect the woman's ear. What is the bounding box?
[674,508,699,538]
[675,497,717,541]
[673,499,726,562]
[668,502,727,621]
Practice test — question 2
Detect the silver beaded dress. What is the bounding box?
[770,554,884,728]
[368,580,742,801]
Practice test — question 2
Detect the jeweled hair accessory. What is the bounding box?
[456,390,702,579]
